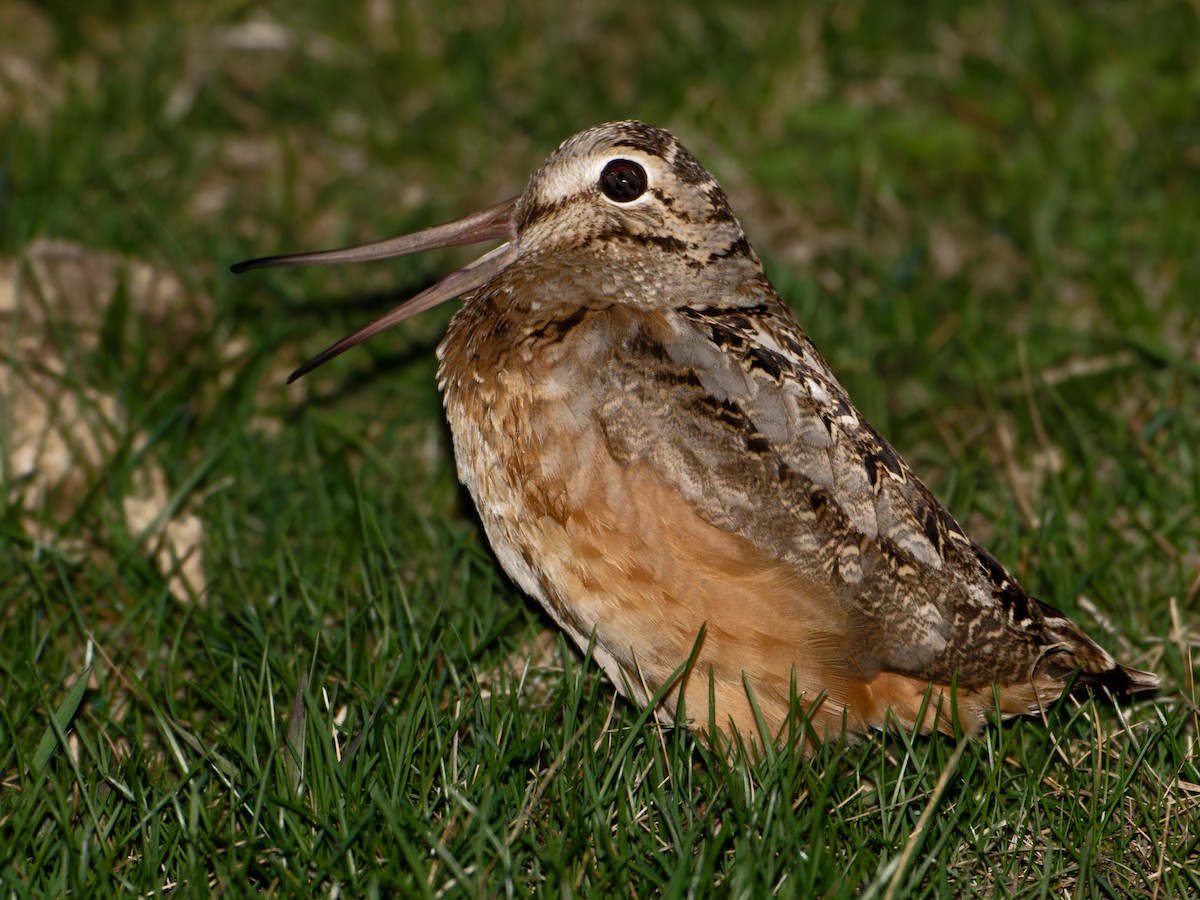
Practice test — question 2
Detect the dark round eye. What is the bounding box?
[599,159,648,203]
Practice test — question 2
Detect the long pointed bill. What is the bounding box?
[231,197,520,382]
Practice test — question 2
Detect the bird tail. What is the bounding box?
[1070,661,1160,694]
[1026,595,1157,695]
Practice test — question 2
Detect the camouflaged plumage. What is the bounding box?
[238,121,1157,747]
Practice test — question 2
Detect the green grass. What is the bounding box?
[2,0,1198,895]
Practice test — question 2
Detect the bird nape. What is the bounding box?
[233,120,1158,751]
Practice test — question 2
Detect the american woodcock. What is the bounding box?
[234,121,1157,747]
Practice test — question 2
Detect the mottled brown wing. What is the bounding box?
[595,297,1121,689]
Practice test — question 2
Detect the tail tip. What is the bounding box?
[1077,663,1160,695]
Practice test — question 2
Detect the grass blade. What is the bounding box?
[32,667,90,774]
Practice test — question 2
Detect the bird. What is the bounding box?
[233,121,1158,750]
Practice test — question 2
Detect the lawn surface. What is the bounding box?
[2,1,1198,895]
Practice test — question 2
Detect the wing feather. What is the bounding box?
[593,300,1113,688]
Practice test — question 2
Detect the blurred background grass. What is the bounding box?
[1,0,1198,895]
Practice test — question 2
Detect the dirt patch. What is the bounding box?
[2,240,212,601]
